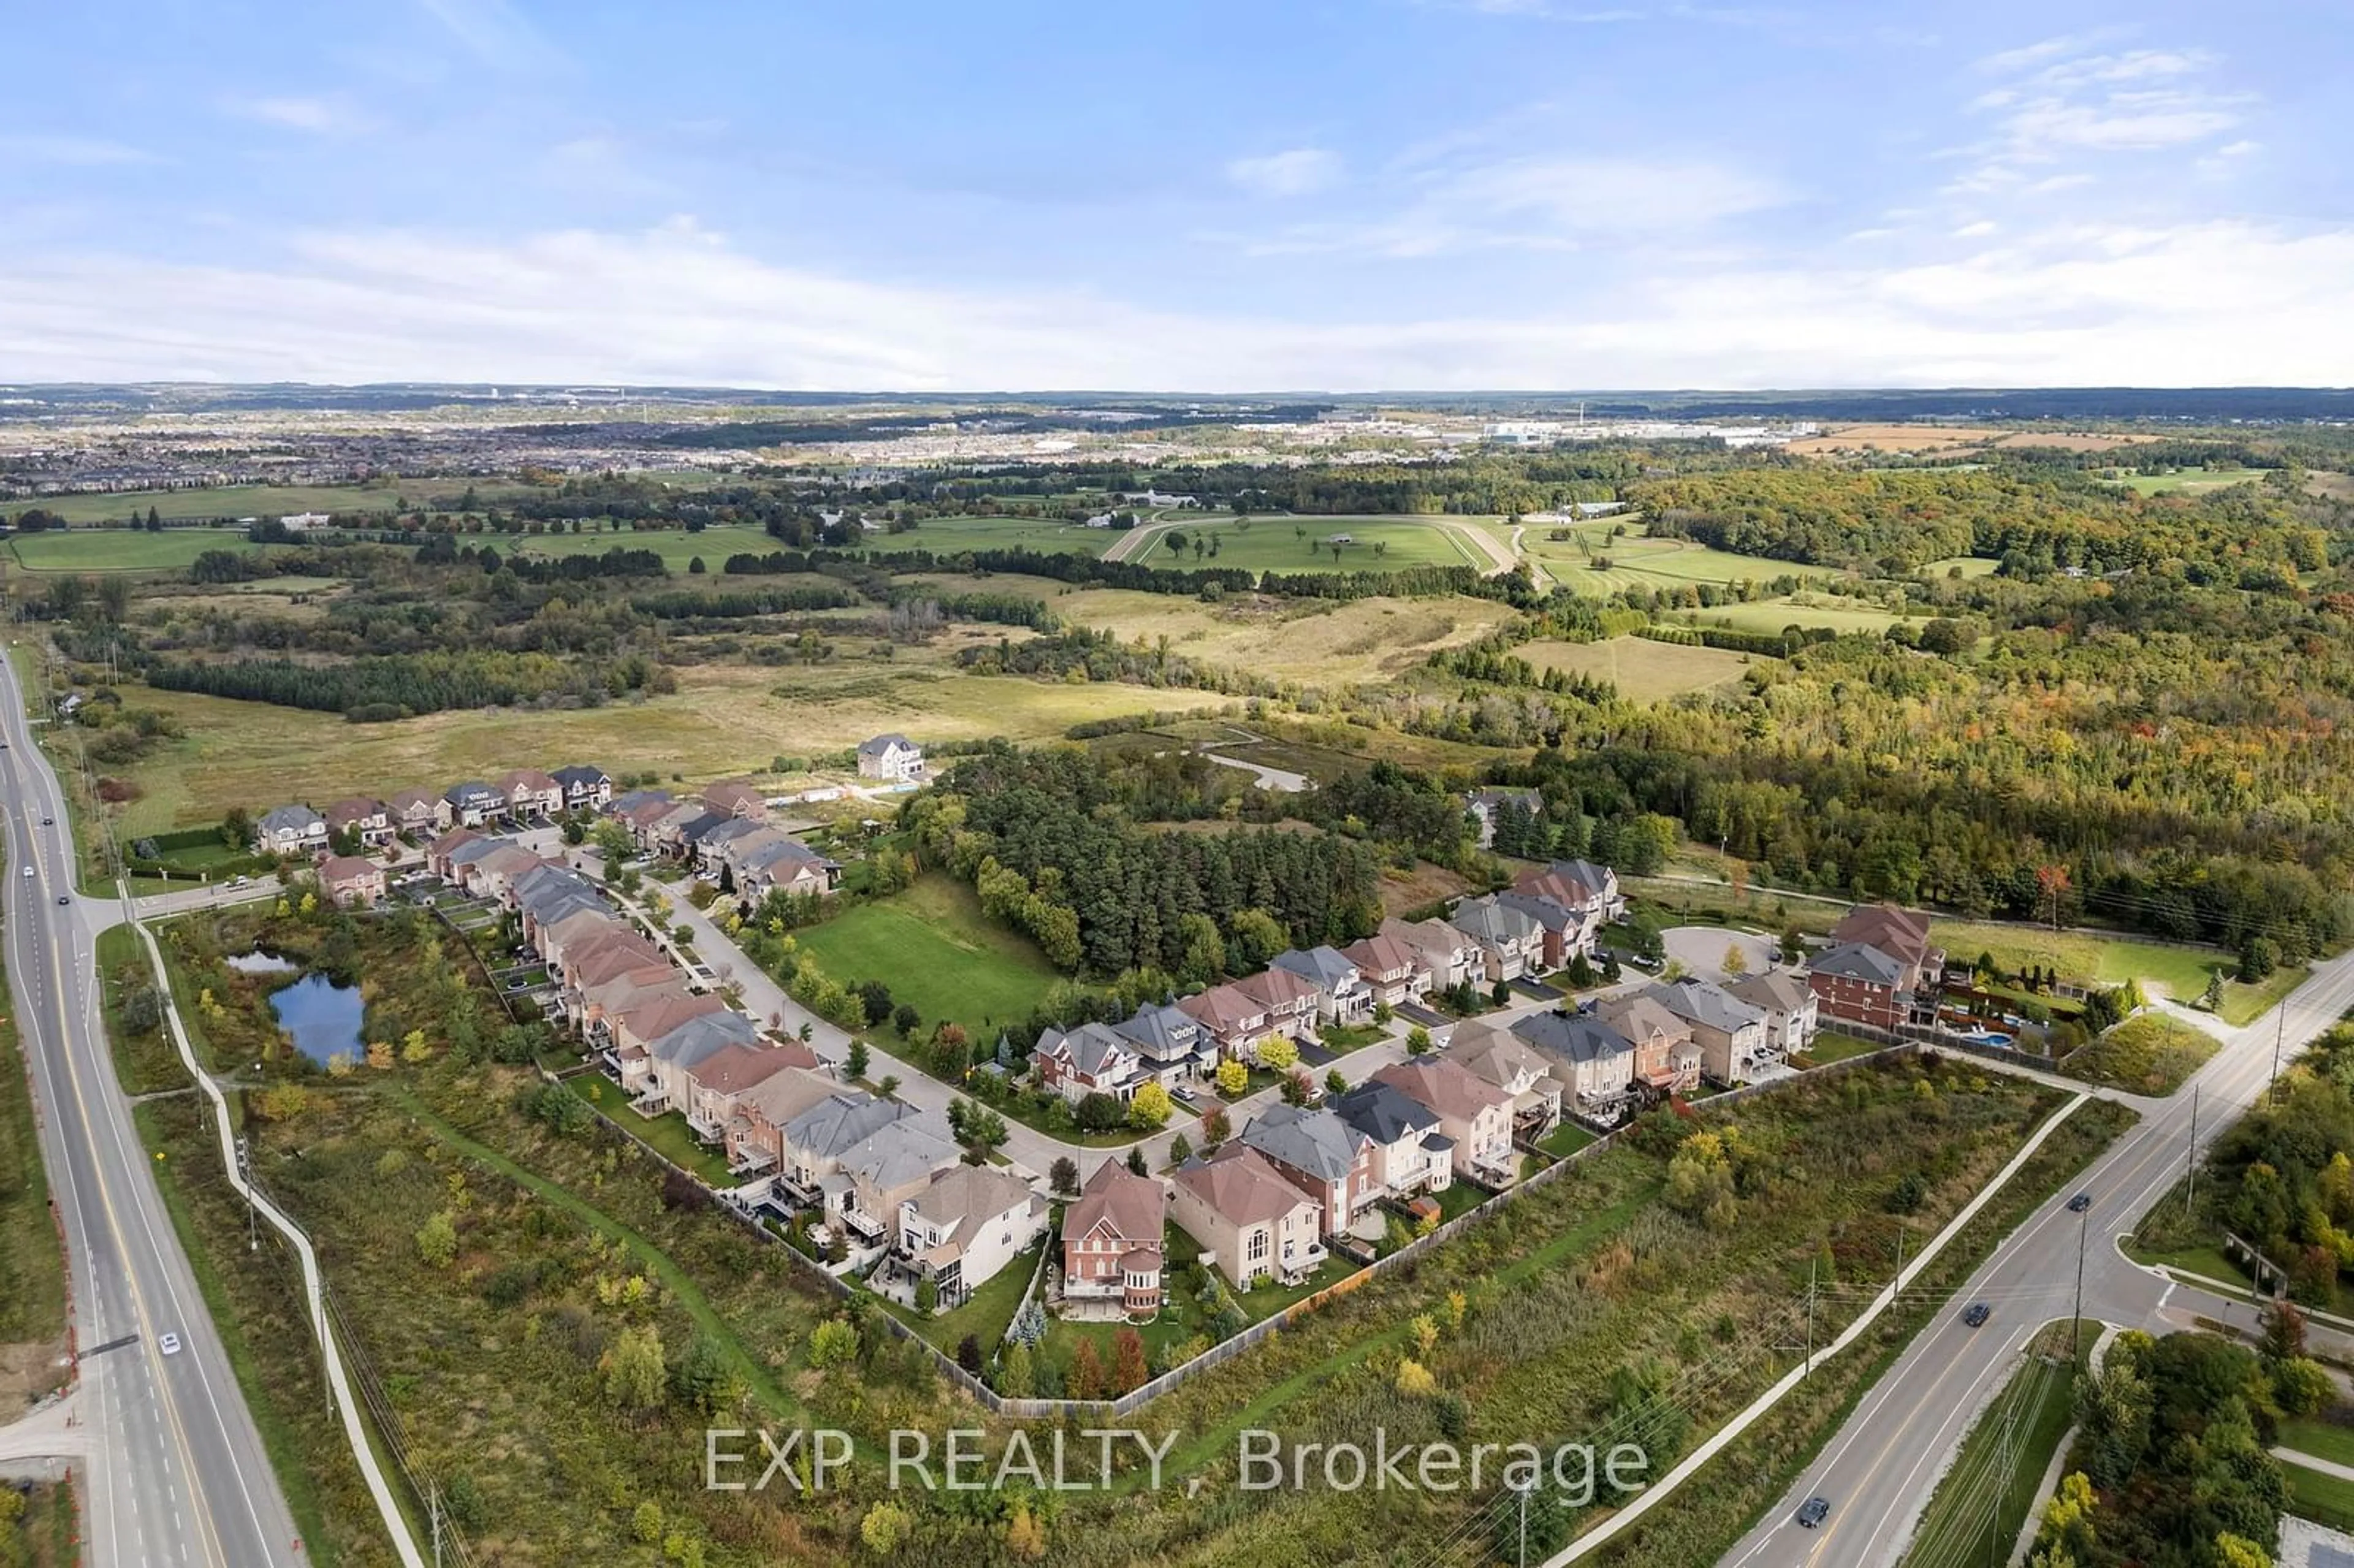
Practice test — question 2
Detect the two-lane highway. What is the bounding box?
[1724,953,2354,1567]
[1,649,303,1567]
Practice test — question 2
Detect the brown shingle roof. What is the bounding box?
[1067,1161,1164,1247]
[1176,1146,1315,1228]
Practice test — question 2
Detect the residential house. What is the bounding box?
[1727,969,1821,1056]
[386,787,449,837]
[1169,1147,1325,1289]
[1061,1162,1167,1315]
[1509,1011,1638,1121]
[550,764,612,813]
[733,834,840,900]
[638,1010,764,1113]
[1595,992,1703,1098]
[425,828,484,881]
[702,782,769,820]
[322,797,394,848]
[1647,977,1775,1086]
[253,804,327,857]
[1466,786,1542,850]
[1447,896,1546,983]
[611,792,677,848]
[1830,904,1942,994]
[1512,859,1626,926]
[720,1065,846,1175]
[495,769,563,821]
[608,989,727,1061]
[1108,1002,1214,1084]
[1268,946,1371,1024]
[1033,1022,1147,1104]
[1378,916,1480,994]
[1373,1059,1515,1185]
[318,854,386,908]
[582,967,691,1041]
[1340,932,1430,1008]
[683,1040,821,1142]
[856,733,925,783]
[442,781,505,828]
[1328,1079,1452,1198]
[1447,1019,1564,1136]
[1236,1103,1375,1236]
[775,1094,954,1244]
[460,843,547,906]
[1807,942,1910,1031]
[1493,891,1590,971]
[897,1165,1047,1307]
[1178,983,1274,1064]
[1235,965,1322,1046]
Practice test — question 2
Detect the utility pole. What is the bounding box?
[2271,1000,2288,1103]
[2070,1205,2089,1361]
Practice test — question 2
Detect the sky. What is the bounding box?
[1,0,2348,392]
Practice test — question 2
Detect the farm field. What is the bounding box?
[1528,532,1820,596]
[1521,635,1754,702]
[2100,467,2273,495]
[791,873,1061,1041]
[1121,515,1487,573]
[1922,555,2002,578]
[1691,596,1906,635]
[94,654,1216,835]
[505,521,781,571]
[851,514,1123,557]
[5,478,574,527]
[4,527,281,574]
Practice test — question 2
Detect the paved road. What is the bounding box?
[1,653,305,1568]
[1721,951,2354,1568]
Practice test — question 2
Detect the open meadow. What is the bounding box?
[790,873,1061,1040]
[1120,514,1489,573]
[5,527,279,574]
[850,514,1122,558]
[96,653,1221,835]
[2100,467,2274,496]
[1521,635,1755,702]
[1688,595,1906,635]
[6,479,558,527]
[1526,530,1818,596]
[504,521,782,571]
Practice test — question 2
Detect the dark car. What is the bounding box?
[1964,1301,1992,1328]
[1797,1497,1830,1528]
[2066,1192,2093,1213]
[55,894,69,905]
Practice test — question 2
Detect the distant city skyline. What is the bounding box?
[2,0,2348,390]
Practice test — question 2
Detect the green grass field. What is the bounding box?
[1930,921,2234,1002]
[793,875,1059,1041]
[1691,596,1906,636]
[1528,531,1818,597]
[1126,516,1485,574]
[2101,468,2273,496]
[2060,1013,2217,1097]
[0,958,68,1361]
[4,527,283,574]
[1520,636,1754,702]
[505,522,783,573]
[1922,556,2002,579]
[2281,1458,2354,1536]
[853,514,1124,558]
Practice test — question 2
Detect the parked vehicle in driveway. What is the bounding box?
[1963,1301,1992,1328]
[1797,1496,1830,1528]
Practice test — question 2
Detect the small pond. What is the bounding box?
[269,973,365,1065]
[225,951,299,975]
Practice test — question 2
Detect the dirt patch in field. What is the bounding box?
[1986,430,2156,452]
[1788,424,2157,457]
[0,1338,72,1413]
[1379,859,1474,918]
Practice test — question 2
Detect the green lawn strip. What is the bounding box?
[2058,1014,2218,1097]
[1927,920,2228,1000]
[1539,1122,1597,1157]
[1148,1179,1661,1487]
[1317,1022,1388,1052]
[2279,1418,2354,1470]
[1804,1032,1883,1065]
[1594,1102,2136,1567]
[558,1076,735,1185]
[93,923,190,1095]
[383,1085,805,1423]
[2219,964,2309,1028]
[1899,1319,2094,1568]
[2280,1458,2354,1534]
[128,1100,354,1566]
[0,960,68,1349]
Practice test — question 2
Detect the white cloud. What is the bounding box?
[0,135,161,167]
[1226,148,1343,197]
[1946,37,2250,204]
[4,216,2348,390]
[226,96,368,135]
[414,0,561,70]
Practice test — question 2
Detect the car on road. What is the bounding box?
[2066,1192,2093,1212]
[158,1332,182,1356]
[1797,1497,1830,1528]
[40,816,51,826]
[1963,1301,1992,1328]
[55,894,68,905]
[18,866,29,878]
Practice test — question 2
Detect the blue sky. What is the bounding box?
[2,0,2347,389]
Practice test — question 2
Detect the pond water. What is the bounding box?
[224,951,299,975]
[269,973,365,1065]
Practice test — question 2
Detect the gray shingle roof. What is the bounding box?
[257,804,324,835]
[1330,1080,1441,1145]
[1809,942,1906,986]
[1510,1010,1635,1066]
[1449,895,1542,946]
[1239,1104,1366,1182]
[1647,978,1768,1035]
[1270,946,1360,992]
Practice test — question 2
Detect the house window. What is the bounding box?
[1247,1230,1268,1262]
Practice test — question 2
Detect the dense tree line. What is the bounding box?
[145,649,665,721]
[630,585,858,618]
[904,745,1382,976]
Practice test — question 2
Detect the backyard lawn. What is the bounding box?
[873,1243,1042,1357]
[1538,1122,1596,1157]
[564,1076,736,1186]
[1929,919,2296,1021]
[1799,1032,1884,1067]
[793,874,1060,1041]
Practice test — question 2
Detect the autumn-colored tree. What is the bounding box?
[1216,1057,1249,1097]
[1068,1339,1107,1400]
[1257,1036,1299,1074]
[1111,1328,1149,1393]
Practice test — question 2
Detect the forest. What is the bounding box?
[902,745,1385,978]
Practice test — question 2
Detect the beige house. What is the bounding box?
[897,1164,1046,1306]
[323,797,394,848]
[1340,931,1429,1007]
[318,854,387,908]
[495,769,564,820]
[386,786,450,836]
[1178,983,1276,1063]
[1509,1011,1638,1121]
[1727,969,1821,1056]
[1447,1019,1564,1136]
[1378,916,1481,993]
[1170,1146,1326,1289]
[1373,1058,1516,1185]
[721,1065,848,1174]
[1596,992,1704,1098]
[703,782,769,820]
[1647,978,1777,1086]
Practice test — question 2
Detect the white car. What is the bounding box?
[158,1332,182,1356]
[18,866,30,878]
